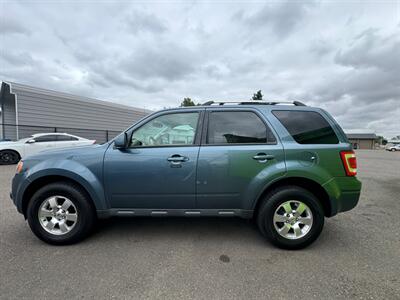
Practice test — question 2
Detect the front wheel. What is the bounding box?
[257,186,324,250]
[27,182,96,245]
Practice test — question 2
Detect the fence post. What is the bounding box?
[106,130,109,141]
[54,127,57,133]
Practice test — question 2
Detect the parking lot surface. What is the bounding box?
[1,150,399,299]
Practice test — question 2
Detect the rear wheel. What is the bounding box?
[257,186,324,249]
[27,182,96,245]
[0,150,20,165]
[391,148,396,152]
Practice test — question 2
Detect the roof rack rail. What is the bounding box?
[201,100,306,106]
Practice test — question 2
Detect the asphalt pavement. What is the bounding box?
[1,150,399,299]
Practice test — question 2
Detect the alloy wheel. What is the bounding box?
[38,196,78,235]
[0,152,16,163]
[273,200,313,240]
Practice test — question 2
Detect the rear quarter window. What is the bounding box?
[272,110,339,144]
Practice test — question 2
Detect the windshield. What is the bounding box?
[17,136,33,143]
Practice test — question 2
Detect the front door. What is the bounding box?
[196,109,286,209]
[25,134,58,156]
[104,110,203,209]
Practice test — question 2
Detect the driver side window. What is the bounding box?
[130,112,200,147]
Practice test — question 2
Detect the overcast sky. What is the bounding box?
[1,0,399,138]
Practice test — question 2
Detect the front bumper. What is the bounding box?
[10,172,31,215]
[323,176,362,216]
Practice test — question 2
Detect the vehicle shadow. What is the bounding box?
[85,216,353,252]
[91,216,265,244]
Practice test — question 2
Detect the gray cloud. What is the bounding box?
[0,51,38,66]
[310,39,334,57]
[0,16,30,35]
[0,1,399,137]
[119,44,196,81]
[237,1,315,37]
[124,10,167,34]
[308,29,400,112]
[335,28,400,73]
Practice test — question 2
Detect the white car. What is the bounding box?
[386,144,400,152]
[0,133,95,165]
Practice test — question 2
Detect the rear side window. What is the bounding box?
[34,135,59,142]
[57,135,78,141]
[272,110,339,144]
[207,111,276,144]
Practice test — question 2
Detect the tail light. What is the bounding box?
[340,150,357,176]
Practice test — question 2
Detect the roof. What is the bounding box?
[346,133,378,140]
[31,133,75,137]
[345,129,376,134]
[344,129,377,140]
[5,81,152,114]
[157,102,323,118]
[201,100,307,106]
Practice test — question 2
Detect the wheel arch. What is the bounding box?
[253,177,332,218]
[21,175,97,218]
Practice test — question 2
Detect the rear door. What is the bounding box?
[196,108,286,210]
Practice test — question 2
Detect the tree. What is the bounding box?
[180,97,196,107]
[377,136,388,145]
[252,90,263,100]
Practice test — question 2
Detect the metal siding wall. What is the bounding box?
[349,139,374,149]
[14,89,148,131]
[1,91,17,140]
[17,125,55,139]
[359,139,373,149]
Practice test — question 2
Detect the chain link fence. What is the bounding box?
[0,123,121,143]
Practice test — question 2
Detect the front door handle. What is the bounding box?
[253,153,275,163]
[167,155,189,162]
[167,155,189,168]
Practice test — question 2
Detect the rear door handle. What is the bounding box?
[253,153,275,163]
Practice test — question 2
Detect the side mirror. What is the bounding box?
[26,139,36,144]
[114,133,128,149]
[130,138,143,147]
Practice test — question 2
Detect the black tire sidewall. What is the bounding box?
[258,186,324,250]
[27,182,95,245]
[0,150,20,165]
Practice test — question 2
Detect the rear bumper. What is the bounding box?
[323,176,362,216]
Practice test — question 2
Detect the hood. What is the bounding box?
[23,143,110,161]
[0,141,20,147]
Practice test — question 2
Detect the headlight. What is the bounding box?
[16,161,24,174]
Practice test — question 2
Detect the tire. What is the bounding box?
[0,150,20,165]
[391,149,396,152]
[27,182,96,245]
[257,186,324,250]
